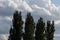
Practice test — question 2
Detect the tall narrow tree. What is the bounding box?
[24,13,35,40]
[35,17,45,40]
[50,21,55,40]
[8,11,23,40]
[46,21,55,40]
[46,21,51,40]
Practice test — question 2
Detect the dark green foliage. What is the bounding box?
[8,11,55,40]
[24,13,35,40]
[35,17,45,40]
[46,21,55,40]
[8,27,13,40]
[8,27,16,40]
[46,21,51,40]
[8,11,23,40]
[50,21,55,40]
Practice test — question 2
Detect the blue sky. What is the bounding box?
[0,0,60,40]
[52,0,60,6]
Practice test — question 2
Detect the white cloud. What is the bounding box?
[0,0,60,40]
[55,20,60,24]
[7,0,32,12]
[0,34,9,40]
[22,1,33,12]
[54,34,60,37]
[32,4,52,16]
[8,0,18,8]
[0,0,60,36]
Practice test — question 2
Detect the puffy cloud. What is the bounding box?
[22,1,32,12]
[32,4,52,16]
[0,34,9,40]
[25,0,60,20]
[55,20,60,24]
[0,0,60,37]
[54,34,60,37]
[0,0,60,40]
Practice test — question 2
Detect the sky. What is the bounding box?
[0,0,60,40]
[52,0,60,6]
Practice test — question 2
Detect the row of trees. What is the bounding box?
[8,11,55,40]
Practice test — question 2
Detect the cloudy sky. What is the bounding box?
[0,0,60,40]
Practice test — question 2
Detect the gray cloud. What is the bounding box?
[0,1,60,40]
[0,16,12,34]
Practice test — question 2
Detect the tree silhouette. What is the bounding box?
[23,13,35,40]
[8,11,23,40]
[46,21,55,40]
[35,17,45,40]
[50,21,55,40]
[8,11,55,40]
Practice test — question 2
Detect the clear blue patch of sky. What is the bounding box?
[51,0,60,6]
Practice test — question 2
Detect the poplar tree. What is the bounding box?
[50,21,55,40]
[8,11,23,40]
[35,17,45,40]
[46,21,55,40]
[46,21,51,40]
[24,13,35,40]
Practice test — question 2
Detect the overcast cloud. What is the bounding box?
[0,0,60,40]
